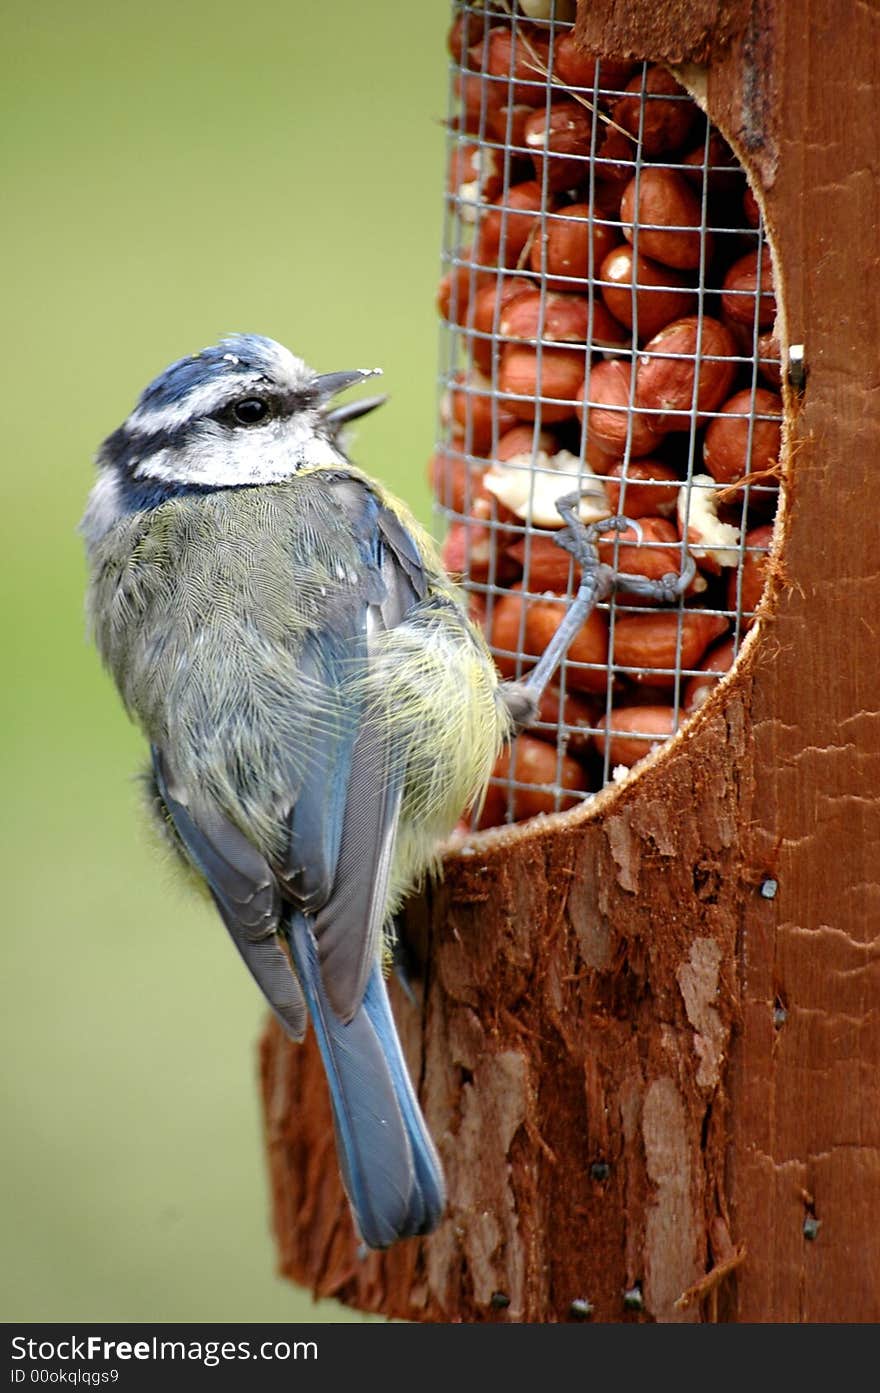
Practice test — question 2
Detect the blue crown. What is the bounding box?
[136,334,283,410]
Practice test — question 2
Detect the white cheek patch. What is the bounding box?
[133,417,345,486]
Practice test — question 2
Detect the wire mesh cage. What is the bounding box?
[433,0,782,830]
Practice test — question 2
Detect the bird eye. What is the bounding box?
[232,397,270,425]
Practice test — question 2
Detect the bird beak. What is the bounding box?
[314,367,383,402]
[322,393,389,429]
[315,368,386,429]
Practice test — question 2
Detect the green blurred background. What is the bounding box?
[2,0,449,1322]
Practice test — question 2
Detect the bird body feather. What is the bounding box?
[86,468,504,873]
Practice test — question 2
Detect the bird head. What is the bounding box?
[96,334,385,490]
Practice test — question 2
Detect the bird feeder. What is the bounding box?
[260,0,880,1322]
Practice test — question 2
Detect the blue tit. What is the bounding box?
[80,333,521,1250]
[80,333,693,1248]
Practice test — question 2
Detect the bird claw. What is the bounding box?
[553,490,639,574]
[508,489,694,726]
[553,490,694,603]
[614,552,697,603]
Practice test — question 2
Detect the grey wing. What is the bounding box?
[150,476,429,1036]
[307,694,404,1022]
[152,747,307,1040]
[279,477,429,1024]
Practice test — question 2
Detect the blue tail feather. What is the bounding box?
[361,966,446,1232]
[287,913,445,1249]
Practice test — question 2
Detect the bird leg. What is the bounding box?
[500,490,696,731]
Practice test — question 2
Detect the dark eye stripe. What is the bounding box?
[101,384,320,478]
